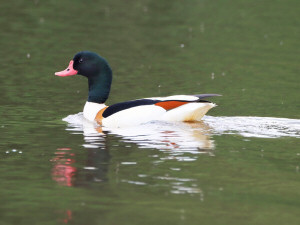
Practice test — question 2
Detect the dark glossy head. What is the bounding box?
[55,51,112,78]
[73,51,111,77]
[55,51,113,104]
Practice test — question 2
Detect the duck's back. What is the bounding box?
[100,94,219,128]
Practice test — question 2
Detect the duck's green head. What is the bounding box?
[55,51,112,78]
[74,51,112,78]
[55,51,113,103]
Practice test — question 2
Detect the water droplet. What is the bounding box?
[121,162,137,165]
[138,174,148,177]
[83,167,97,170]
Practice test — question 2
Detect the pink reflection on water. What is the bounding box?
[63,209,72,224]
[51,148,76,186]
[57,209,73,224]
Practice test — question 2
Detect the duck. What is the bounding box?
[55,51,221,128]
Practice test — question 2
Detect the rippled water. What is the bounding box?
[64,113,300,143]
[205,116,300,138]
[62,112,300,194]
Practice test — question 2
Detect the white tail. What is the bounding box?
[161,103,216,122]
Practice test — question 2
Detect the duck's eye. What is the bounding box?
[79,58,83,63]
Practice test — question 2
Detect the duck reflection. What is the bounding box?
[73,112,215,153]
[65,112,215,154]
[51,138,110,186]
[52,113,215,187]
[52,119,111,186]
[105,120,215,156]
[59,209,72,224]
[51,148,76,187]
[84,147,110,183]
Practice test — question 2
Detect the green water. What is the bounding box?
[1,0,299,224]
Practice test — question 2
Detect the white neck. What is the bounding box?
[83,102,107,121]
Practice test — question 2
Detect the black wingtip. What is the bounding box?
[194,94,222,99]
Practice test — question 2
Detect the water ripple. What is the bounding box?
[62,113,300,158]
[204,116,300,138]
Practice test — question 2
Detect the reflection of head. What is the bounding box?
[51,148,76,187]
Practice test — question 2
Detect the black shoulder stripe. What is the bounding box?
[103,95,221,118]
[102,99,159,118]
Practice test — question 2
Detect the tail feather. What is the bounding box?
[161,102,216,122]
[194,94,222,100]
[185,103,216,121]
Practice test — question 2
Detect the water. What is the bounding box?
[1,0,300,224]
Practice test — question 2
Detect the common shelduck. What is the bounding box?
[55,51,221,128]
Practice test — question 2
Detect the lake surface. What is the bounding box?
[1,0,299,224]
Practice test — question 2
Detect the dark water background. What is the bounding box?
[1,0,299,224]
